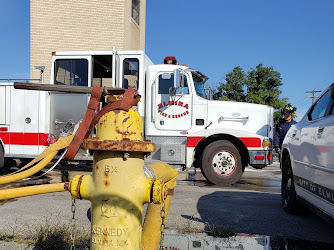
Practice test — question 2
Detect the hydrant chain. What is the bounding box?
[70,198,77,250]
[159,199,166,249]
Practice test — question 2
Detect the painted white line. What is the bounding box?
[245,168,280,172]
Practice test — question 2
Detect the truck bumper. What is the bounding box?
[249,150,273,167]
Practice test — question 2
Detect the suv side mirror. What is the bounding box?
[329,83,334,100]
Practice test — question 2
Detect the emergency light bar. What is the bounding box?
[164,56,178,65]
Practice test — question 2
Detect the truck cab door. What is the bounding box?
[50,55,92,137]
[154,71,192,131]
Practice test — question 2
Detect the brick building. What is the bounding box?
[30,0,146,83]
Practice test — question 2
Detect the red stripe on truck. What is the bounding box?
[186,136,262,148]
[238,137,262,147]
[187,136,204,147]
[0,132,49,146]
[0,133,9,144]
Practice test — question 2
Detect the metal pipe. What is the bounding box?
[0,79,40,82]
[0,183,69,200]
[14,82,94,94]
[14,82,125,95]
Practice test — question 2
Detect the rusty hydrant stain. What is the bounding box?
[123,117,130,123]
[105,167,110,178]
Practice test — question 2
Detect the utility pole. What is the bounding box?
[306,90,322,104]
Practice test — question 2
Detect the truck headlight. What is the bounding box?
[262,138,270,148]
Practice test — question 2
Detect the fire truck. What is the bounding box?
[0,49,274,184]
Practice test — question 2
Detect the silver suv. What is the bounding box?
[281,83,334,222]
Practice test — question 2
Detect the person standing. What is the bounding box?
[273,104,297,156]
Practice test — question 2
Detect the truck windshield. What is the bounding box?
[192,72,209,99]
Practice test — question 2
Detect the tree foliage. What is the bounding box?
[214,66,246,102]
[214,64,290,124]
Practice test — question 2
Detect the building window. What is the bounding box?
[132,0,140,25]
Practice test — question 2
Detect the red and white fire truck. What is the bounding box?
[0,49,274,184]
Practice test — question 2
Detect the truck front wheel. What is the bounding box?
[0,146,4,171]
[201,140,243,185]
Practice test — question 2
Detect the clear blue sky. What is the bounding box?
[1,0,334,120]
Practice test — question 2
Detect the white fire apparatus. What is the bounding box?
[0,49,274,184]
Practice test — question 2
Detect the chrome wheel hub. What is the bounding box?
[212,151,236,175]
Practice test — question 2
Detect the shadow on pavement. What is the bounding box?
[181,190,334,245]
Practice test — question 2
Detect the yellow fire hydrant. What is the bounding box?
[0,86,178,250]
[69,108,170,249]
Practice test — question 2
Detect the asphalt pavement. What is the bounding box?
[0,163,334,249]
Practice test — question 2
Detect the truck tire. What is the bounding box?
[0,146,4,171]
[201,140,243,185]
[0,147,12,172]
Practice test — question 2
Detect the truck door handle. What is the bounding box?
[219,116,249,122]
[54,119,64,126]
[151,81,156,123]
[317,125,324,135]
[291,130,297,138]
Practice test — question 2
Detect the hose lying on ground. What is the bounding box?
[0,135,74,185]
[0,182,69,200]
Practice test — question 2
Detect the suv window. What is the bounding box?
[309,91,331,121]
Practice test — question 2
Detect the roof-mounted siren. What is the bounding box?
[164,56,178,65]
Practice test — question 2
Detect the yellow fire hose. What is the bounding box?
[0,135,74,185]
[142,161,178,250]
[0,135,74,200]
[0,151,58,186]
[0,183,68,200]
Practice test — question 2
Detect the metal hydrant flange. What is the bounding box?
[151,180,175,204]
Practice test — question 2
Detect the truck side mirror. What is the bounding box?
[169,87,176,97]
[329,83,334,100]
[173,69,181,88]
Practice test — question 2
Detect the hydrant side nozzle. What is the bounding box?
[79,175,93,200]
[69,175,82,199]
[152,183,174,204]
[69,175,93,200]
[163,184,168,200]
[152,179,164,204]
[145,178,154,203]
